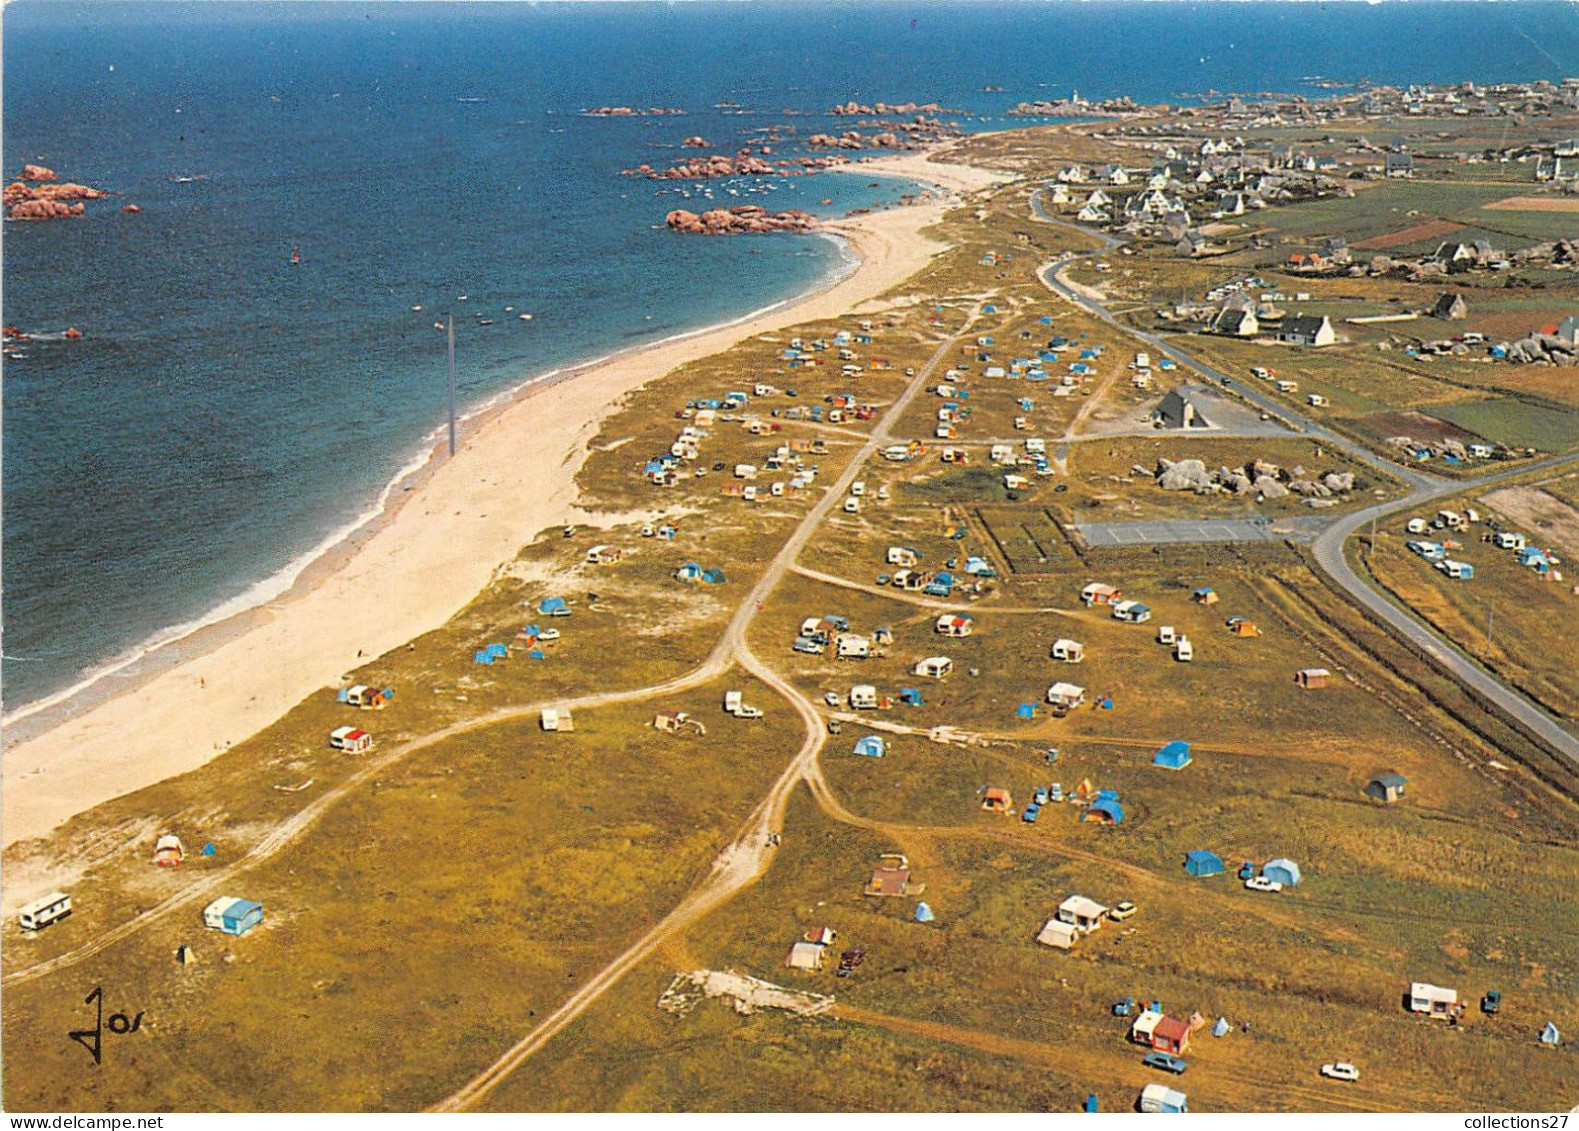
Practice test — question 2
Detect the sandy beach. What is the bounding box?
[2,149,1008,851]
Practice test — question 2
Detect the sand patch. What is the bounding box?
[1480,484,1579,558]
[1482,195,1579,213]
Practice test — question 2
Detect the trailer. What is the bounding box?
[328,726,374,753]
[1138,1084,1188,1113]
[18,891,72,932]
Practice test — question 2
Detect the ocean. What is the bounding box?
[5,0,1578,715]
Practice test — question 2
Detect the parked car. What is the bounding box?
[1021,803,1040,824]
[1320,1063,1360,1082]
[1142,1053,1188,1075]
[1481,990,1501,1015]
[823,692,840,707]
[1244,876,1284,893]
[1108,901,1137,922]
[1033,787,1049,806]
[1048,782,1064,802]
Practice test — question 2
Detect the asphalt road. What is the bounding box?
[1029,196,1579,765]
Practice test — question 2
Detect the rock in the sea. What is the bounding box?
[666,205,818,236]
[19,164,56,181]
[681,136,712,148]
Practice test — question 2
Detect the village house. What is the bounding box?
[1432,292,1469,320]
[1211,306,1259,337]
[1153,389,1212,430]
[1275,314,1336,347]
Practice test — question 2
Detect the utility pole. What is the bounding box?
[447,315,457,457]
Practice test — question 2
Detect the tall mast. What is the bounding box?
[447,314,457,457]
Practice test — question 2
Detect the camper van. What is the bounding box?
[1174,637,1194,662]
[18,891,72,932]
[843,496,861,513]
[1276,379,1299,394]
[849,685,879,710]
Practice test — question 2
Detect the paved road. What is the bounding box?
[1029,196,1579,763]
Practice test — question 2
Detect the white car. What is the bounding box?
[1321,1063,1360,1082]
[823,692,841,707]
[1244,876,1284,893]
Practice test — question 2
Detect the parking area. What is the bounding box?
[1075,515,1332,547]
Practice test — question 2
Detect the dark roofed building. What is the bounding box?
[1153,389,1212,430]
[1365,772,1409,803]
[1432,292,1468,320]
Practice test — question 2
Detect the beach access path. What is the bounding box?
[1,151,1006,855]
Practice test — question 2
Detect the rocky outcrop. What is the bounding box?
[582,106,686,116]
[665,205,818,235]
[19,164,56,181]
[1157,458,1212,492]
[5,177,111,220]
[626,150,853,180]
[830,101,943,116]
[1502,333,1577,366]
[682,136,711,148]
[1152,456,1356,500]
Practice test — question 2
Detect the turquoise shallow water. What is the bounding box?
[5,0,1576,710]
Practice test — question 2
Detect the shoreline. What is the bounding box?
[2,147,1009,850]
[0,242,861,750]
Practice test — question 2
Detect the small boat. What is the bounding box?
[519,313,533,321]
[290,248,301,265]
[477,319,493,326]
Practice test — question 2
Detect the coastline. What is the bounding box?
[2,148,1009,851]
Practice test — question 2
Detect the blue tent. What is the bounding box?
[1094,789,1120,802]
[1084,799,1125,824]
[701,568,727,585]
[1039,315,1054,325]
[1262,858,1302,886]
[964,557,996,577]
[914,902,935,923]
[1083,1095,1098,1113]
[473,651,495,665]
[484,643,509,659]
[528,649,545,660]
[899,688,924,706]
[1015,703,1037,719]
[675,562,702,582]
[201,842,216,857]
[854,735,887,758]
[982,304,997,313]
[1540,1022,1561,1046]
[1184,850,1224,877]
[523,624,541,637]
[1213,1017,1231,1038]
[538,597,569,616]
[1153,740,1193,770]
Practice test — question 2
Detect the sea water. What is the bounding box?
[4,0,1576,713]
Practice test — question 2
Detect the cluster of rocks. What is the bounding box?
[626,150,852,180]
[1008,96,1142,117]
[829,101,943,116]
[807,117,961,150]
[665,206,818,235]
[1149,457,1357,506]
[5,165,113,221]
[1499,333,1577,366]
[681,136,711,148]
[581,106,686,117]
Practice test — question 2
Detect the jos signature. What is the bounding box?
[69,986,144,1065]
